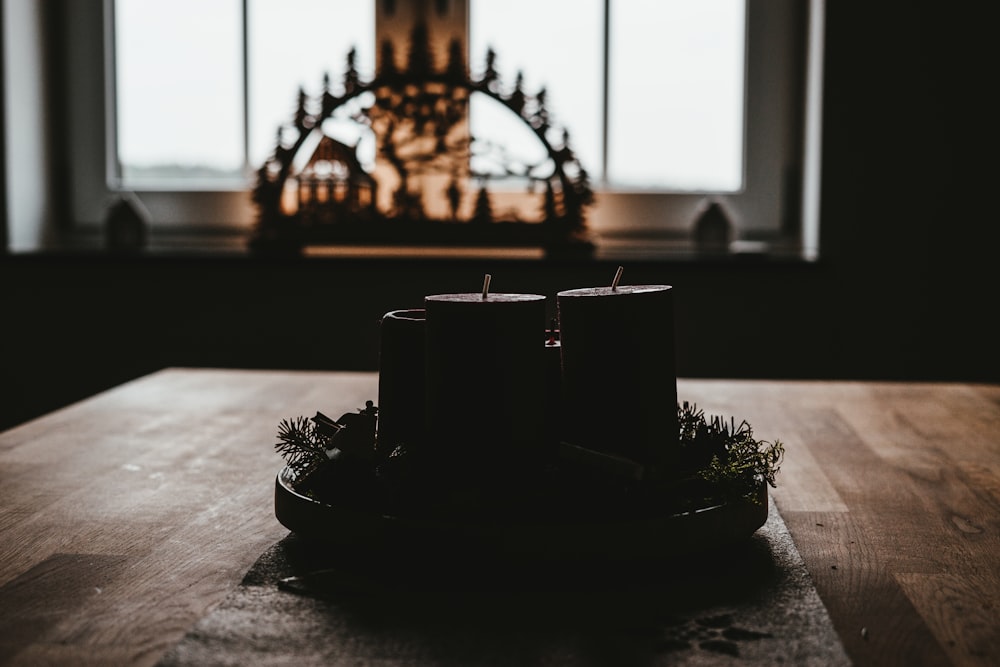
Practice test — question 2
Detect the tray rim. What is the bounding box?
[274,465,769,562]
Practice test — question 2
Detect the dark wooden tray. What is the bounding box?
[274,466,768,563]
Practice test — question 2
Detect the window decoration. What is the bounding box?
[249,22,595,257]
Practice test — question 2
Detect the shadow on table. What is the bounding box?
[238,530,781,661]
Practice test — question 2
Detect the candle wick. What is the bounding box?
[611,265,624,291]
[482,274,491,300]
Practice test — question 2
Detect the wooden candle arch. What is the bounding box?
[249,23,596,256]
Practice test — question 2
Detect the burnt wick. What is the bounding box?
[611,265,624,291]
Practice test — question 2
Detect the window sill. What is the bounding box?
[25,226,816,264]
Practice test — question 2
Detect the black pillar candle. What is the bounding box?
[424,291,547,463]
[376,309,426,456]
[557,284,678,468]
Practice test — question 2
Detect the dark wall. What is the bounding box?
[2,3,997,431]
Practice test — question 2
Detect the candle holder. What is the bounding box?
[272,274,783,563]
[273,398,783,562]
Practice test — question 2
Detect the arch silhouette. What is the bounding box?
[250,31,595,256]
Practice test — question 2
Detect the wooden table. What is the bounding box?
[1,368,998,666]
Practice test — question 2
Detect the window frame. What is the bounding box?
[63,0,823,259]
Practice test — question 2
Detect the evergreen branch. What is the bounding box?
[678,401,785,503]
[274,401,785,510]
[274,416,332,478]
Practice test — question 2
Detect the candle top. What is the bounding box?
[557,285,671,297]
[426,293,546,303]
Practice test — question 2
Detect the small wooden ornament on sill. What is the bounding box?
[104,193,149,253]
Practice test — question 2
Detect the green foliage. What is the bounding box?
[275,402,785,512]
[274,416,332,478]
[677,401,784,503]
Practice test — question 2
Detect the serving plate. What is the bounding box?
[274,466,768,563]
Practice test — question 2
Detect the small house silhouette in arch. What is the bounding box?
[284,135,377,226]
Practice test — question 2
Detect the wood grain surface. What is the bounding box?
[1,369,998,666]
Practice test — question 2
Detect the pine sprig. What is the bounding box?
[274,416,332,478]
[274,402,784,511]
[678,401,784,503]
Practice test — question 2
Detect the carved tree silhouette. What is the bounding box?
[472,183,493,224]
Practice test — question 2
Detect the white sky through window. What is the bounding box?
[115,0,244,178]
[608,0,745,191]
[470,0,603,185]
[247,0,375,169]
[115,0,744,191]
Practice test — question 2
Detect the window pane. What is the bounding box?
[247,1,374,169]
[115,0,244,184]
[470,0,603,185]
[608,0,745,191]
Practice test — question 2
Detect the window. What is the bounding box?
[69,0,823,257]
